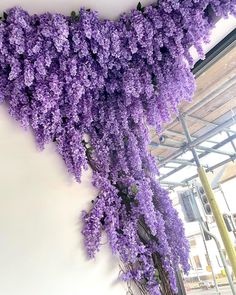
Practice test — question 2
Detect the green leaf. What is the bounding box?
[71,11,80,21]
[71,11,77,21]
[137,2,145,12]
[116,228,124,234]
[87,147,94,156]
[123,136,129,143]
[152,74,157,86]
[71,11,76,17]
[155,270,161,284]
[3,12,7,21]
[130,184,139,195]
[133,200,139,207]
[137,2,142,11]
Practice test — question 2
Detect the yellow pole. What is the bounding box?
[198,166,236,277]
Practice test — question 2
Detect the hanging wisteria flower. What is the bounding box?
[0,2,235,294]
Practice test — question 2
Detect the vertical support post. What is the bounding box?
[200,221,236,295]
[219,183,236,238]
[198,167,236,277]
[199,223,220,294]
[179,113,236,278]
[175,268,187,295]
[189,184,236,295]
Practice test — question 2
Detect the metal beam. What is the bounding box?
[150,142,180,149]
[183,153,236,184]
[169,159,197,166]
[159,114,236,166]
[165,76,236,131]
[163,129,186,138]
[157,31,236,190]
[179,113,236,278]
[192,29,236,78]
[227,131,236,153]
[189,115,236,147]
[161,138,236,186]
[185,77,236,116]
[164,164,180,169]
[158,133,236,181]
[187,115,236,135]
[163,154,236,190]
[195,145,233,156]
[160,181,187,187]
[164,30,236,132]
[190,133,236,163]
[158,162,193,181]
[179,114,201,166]
[164,128,218,144]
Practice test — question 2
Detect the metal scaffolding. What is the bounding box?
[150,29,236,280]
[153,29,236,189]
[157,116,236,188]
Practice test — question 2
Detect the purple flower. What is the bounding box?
[0,2,235,294]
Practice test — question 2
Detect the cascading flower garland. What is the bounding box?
[0,1,235,294]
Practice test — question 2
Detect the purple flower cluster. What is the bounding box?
[0,2,235,294]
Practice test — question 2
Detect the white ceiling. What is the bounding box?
[0,0,153,19]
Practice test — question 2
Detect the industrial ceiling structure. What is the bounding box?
[149,29,236,190]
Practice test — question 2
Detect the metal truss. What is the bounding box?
[156,29,236,190]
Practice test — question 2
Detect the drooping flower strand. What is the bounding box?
[83,89,186,294]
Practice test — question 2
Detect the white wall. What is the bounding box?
[0,0,154,19]
[0,0,235,35]
[221,178,236,213]
[0,104,126,295]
